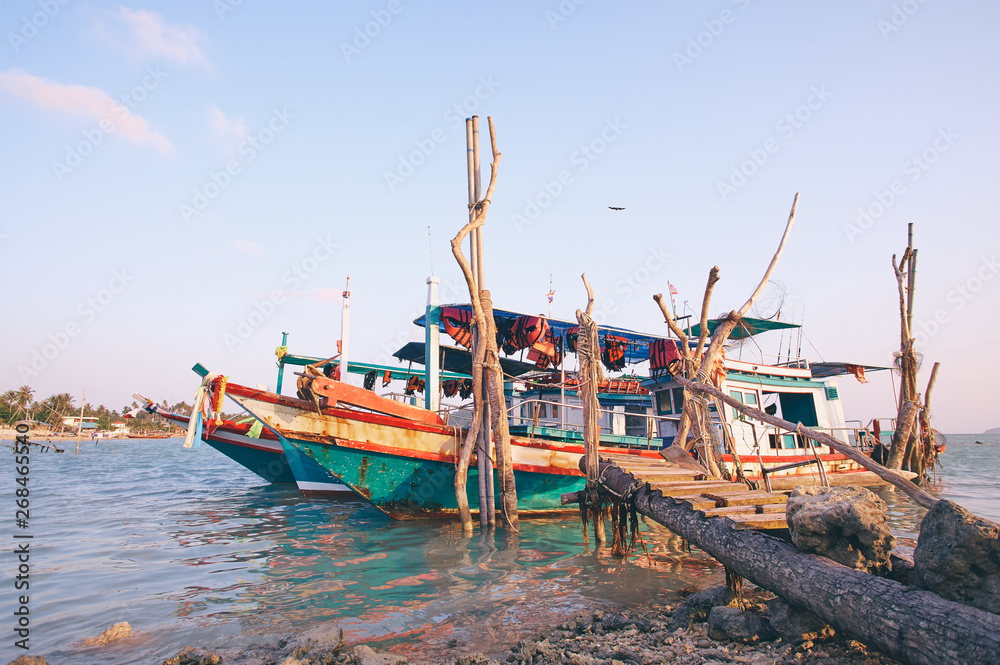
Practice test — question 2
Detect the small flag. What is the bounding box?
[546,289,555,304]
[668,282,678,297]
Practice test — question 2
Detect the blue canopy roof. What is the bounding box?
[414,304,669,365]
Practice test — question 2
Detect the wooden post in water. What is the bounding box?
[886,224,939,476]
[576,274,605,543]
[466,116,493,530]
[75,388,85,454]
[452,117,515,531]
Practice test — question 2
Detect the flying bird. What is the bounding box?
[608,206,625,211]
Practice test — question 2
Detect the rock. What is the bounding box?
[7,657,46,665]
[707,607,774,644]
[913,499,1000,614]
[670,586,739,629]
[82,621,134,646]
[162,647,223,665]
[765,598,835,645]
[786,486,896,574]
[348,644,407,665]
[285,622,345,663]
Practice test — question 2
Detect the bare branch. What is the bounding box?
[735,192,799,318]
[694,266,721,361]
[581,273,595,316]
[653,293,690,357]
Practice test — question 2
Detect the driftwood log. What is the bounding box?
[592,459,1000,665]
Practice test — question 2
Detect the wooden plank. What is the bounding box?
[700,505,758,517]
[709,491,788,507]
[701,503,789,517]
[673,495,719,511]
[632,472,702,482]
[647,482,737,497]
[726,513,789,530]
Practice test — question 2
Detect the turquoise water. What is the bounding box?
[0,433,996,664]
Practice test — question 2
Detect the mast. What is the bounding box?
[425,277,440,412]
[339,276,350,382]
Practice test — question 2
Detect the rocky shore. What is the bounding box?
[8,585,899,665]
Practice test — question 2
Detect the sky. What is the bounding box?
[2,1,998,433]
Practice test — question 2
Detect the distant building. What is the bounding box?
[62,416,98,430]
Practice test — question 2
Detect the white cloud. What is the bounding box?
[234,239,264,255]
[98,7,209,69]
[0,69,172,153]
[208,104,246,141]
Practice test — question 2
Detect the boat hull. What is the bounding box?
[286,433,582,518]
[279,437,356,498]
[223,383,664,518]
[156,408,349,492]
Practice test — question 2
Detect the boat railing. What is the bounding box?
[506,397,682,448]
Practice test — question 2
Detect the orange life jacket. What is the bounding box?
[404,375,425,395]
[458,378,474,400]
[601,335,627,372]
[649,339,682,374]
[441,307,473,349]
[527,328,562,369]
[511,315,547,351]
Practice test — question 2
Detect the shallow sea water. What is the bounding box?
[0,432,996,664]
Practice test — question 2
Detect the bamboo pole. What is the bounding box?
[672,374,939,509]
[451,117,515,531]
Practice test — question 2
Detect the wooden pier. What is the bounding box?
[599,452,790,531]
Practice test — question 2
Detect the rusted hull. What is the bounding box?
[224,381,664,519]
[288,433,583,518]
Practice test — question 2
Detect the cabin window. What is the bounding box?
[550,403,558,418]
[625,405,645,428]
[657,390,673,414]
[729,390,745,421]
[538,403,548,419]
[673,388,685,413]
[778,392,818,428]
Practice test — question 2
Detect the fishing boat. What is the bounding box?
[218,374,665,519]
[201,275,912,518]
[133,394,351,495]
[640,318,915,489]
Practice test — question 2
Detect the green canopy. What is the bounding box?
[688,317,800,340]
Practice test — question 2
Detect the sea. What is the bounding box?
[0,433,997,665]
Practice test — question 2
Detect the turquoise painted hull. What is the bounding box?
[279,437,354,497]
[286,436,584,519]
[204,439,296,484]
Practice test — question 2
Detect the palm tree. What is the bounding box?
[13,386,35,421]
[38,393,76,430]
[1,390,17,424]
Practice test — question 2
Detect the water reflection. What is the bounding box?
[26,435,1000,665]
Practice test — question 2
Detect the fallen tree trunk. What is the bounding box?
[593,460,1000,665]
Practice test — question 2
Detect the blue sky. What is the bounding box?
[2,1,997,432]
